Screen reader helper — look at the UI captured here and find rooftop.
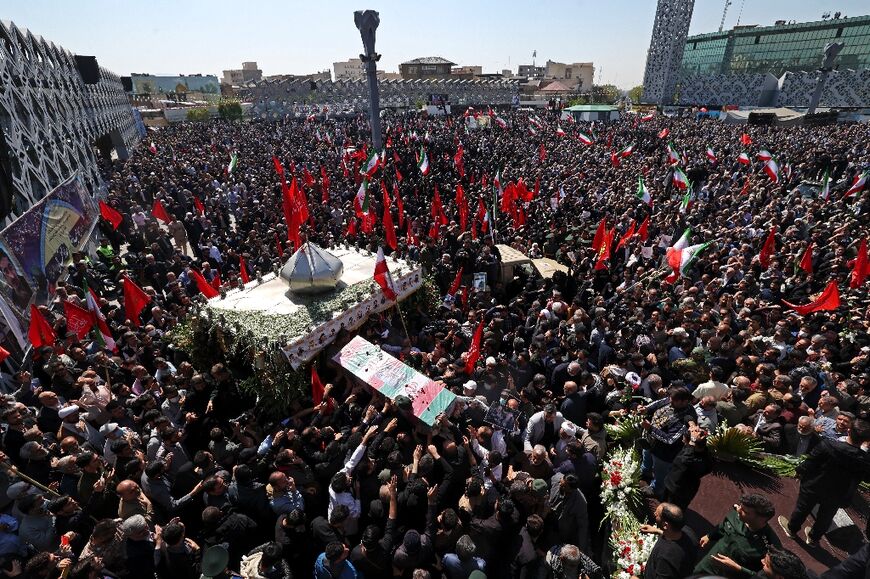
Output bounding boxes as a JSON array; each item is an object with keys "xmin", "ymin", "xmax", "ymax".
[{"xmin": 400, "ymin": 57, "xmax": 457, "ymax": 66}]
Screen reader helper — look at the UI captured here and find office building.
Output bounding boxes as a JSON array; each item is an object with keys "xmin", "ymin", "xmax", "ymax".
[{"xmin": 222, "ymin": 62, "xmax": 263, "ymax": 86}]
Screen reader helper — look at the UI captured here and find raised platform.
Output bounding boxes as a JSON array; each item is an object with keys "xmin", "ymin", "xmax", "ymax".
[{"xmin": 205, "ymin": 246, "xmax": 422, "ymax": 369}]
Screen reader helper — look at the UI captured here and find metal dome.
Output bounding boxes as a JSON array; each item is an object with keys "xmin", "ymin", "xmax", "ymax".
[{"xmin": 279, "ymin": 242, "xmax": 344, "ymax": 294}]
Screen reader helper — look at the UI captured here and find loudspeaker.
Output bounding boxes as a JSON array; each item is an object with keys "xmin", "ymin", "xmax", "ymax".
[
  {"xmin": 748, "ymin": 112, "xmax": 776, "ymax": 126},
  {"xmin": 74, "ymin": 55, "xmax": 101, "ymax": 84}
]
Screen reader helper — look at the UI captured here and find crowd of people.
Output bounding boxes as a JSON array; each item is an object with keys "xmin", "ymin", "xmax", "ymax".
[{"xmin": 0, "ymin": 107, "xmax": 869, "ymax": 579}]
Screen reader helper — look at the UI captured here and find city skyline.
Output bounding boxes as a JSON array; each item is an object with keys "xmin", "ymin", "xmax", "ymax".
[{"xmin": 4, "ymin": 0, "xmax": 868, "ymax": 89}]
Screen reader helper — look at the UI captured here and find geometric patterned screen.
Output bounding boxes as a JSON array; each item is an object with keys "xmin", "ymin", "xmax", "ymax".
[
  {"xmin": 0, "ymin": 20, "xmax": 140, "ymax": 225},
  {"xmin": 642, "ymin": 0, "xmax": 696, "ymax": 105}
]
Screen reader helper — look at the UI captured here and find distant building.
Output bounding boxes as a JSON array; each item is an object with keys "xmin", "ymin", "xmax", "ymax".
[
  {"xmin": 453, "ymin": 65, "xmax": 483, "ymax": 79},
  {"xmin": 333, "ymin": 58, "xmax": 365, "ymax": 80},
  {"xmin": 518, "ymin": 64, "xmax": 545, "ymax": 79},
  {"xmin": 263, "ymin": 71, "xmax": 332, "ymax": 83},
  {"xmin": 642, "ymin": 0, "xmax": 696, "ymax": 104},
  {"xmin": 543, "ymin": 60, "xmax": 594, "ymax": 91},
  {"xmin": 129, "ymin": 73, "xmax": 221, "ymax": 97},
  {"xmin": 222, "ymin": 62, "xmax": 263, "ymax": 86},
  {"xmin": 400, "ymin": 57, "xmax": 456, "ymax": 79}
]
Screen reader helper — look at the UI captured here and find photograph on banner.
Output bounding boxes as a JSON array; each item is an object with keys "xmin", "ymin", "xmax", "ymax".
[
  {"xmin": 0, "ymin": 174, "xmax": 97, "ymax": 300},
  {"xmin": 483, "ymin": 402, "xmax": 518, "ymax": 433},
  {"xmin": 472, "ymin": 272, "xmax": 487, "ymax": 291},
  {"xmin": 0, "ymin": 240, "xmax": 33, "ymax": 315}
]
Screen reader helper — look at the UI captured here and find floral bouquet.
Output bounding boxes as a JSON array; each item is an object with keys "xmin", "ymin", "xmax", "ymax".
[
  {"xmin": 600, "ymin": 448, "xmax": 644, "ymax": 525},
  {"xmin": 613, "ymin": 532, "xmax": 658, "ymax": 579}
]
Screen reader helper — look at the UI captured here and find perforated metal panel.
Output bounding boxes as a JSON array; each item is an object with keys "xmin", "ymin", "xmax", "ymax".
[
  {"xmin": 642, "ymin": 0, "xmax": 696, "ymax": 105},
  {"xmin": 0, "ymin": 20, "xmax": 140, "ymax": 224}
]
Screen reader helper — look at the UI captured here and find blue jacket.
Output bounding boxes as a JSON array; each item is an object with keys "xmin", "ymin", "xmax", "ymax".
[{"xmin": 313, "ymin": 553, "xmax": 359, "ymax": 579}]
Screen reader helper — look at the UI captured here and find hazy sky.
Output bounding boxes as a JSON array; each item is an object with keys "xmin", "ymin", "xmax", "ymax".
[{"xmin": 4, "ymin": 1, "xmax": 867, "ymax": 88}]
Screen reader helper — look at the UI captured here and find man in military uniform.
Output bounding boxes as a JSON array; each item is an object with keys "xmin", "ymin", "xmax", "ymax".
[{"xmin": 694, "ymin": 493, "xmax": 781, "ymax": 578}]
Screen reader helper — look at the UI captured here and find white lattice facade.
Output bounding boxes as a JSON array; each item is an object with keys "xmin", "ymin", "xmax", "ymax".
[
  {"xmin": 777, "ymin": 69, "xmax": 870, "ymax": 108},
  {"xmin": 642, "ymin": 0, "xmax": 696, "ymax": 105},
  {"xmin": 0, "ymin": 20, "xmax": 140, "ymax": 223}
]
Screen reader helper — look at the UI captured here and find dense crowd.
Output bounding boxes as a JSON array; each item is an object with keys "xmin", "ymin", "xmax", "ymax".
[{"xmin": 1, "ymin": 108, "xmax": 869, "ymax": 579}]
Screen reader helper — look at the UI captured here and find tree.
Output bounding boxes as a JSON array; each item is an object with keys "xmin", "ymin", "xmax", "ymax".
[
  {"xmin": 591, "ymin": 84, "xmax": 620, "ymax": 104},
  {"xmin": 186, "ymin": 108, "xmax": 211, "ymax": 122},
  {"xmin": 217, "ymin": 99, "xmax": 243, "ymax": 121},
  {"xmin": 628, "ymin": 85, "xmax": 643, "ymax": 103}
]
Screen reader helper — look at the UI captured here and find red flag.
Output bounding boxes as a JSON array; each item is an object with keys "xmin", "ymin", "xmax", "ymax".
[
  {"xmin": 759, "ymin": 226, "xmax": 776, "ymax": 270},
  {"xmin": 500, "ymin": 182, "xmax": 516, "ymax": 214},
  {"xmin": 320, "ymin": 166, "xmax": 330, "ymax": 203},
  {"xmin": 783, "ymin": 281, "xmax": 840, "ymax": 315},
  {"xmin": 610, "ymin": 150, "xmax": 620, "ymax": 167},
  {"xmin": 211, "ymin": 272, "xmax": 222, "ymax": 290},
  {"xmin": 637, "ymin": 215, "xmax": 650, "ymax": 242},
  {"xmin": 302, "ymin": 167, "xmax": 315, "ymax": 188},
  {"xmin": 63, "ymin": 301, "xmax": 93, "ymax": 340},
  {"xmin": 428, "ymin": 222, "xmax": 440, "ymax": 240},
  {"xmin": 291, "ymin": 176, "xmax": 310, "ymax": 224},
  {"xmin": 382, "ymin": 183, "xmax": 397, "ymax": 251},
  {"xmin": 616, "ymin": 220, "xmax": 637, "ymax": 250},
  {"xmin": 122, "ymin": 275, "xmax": 151, "ymax": 327},
  {"xmin": 191, "ymin": 269, "xmax": 220, "ymax": 299},
  {"xmin": 460, "ymin": 286, "xmax": 468, "ymax": 309},
  {"xmin": 28, "ymin": 305, "xmax": 56, "ymax": 349},
  {"xmin": 799, "ymin": 243, "xmax": 813, "ymax": 275},
  {"xmin": 456, "ymin": 185, "xmax": 468, "ymax": 232},
  {"xmin": 740, "ymin": 178, "xmax": 751, "ymax": 196},
  {"xmin": 432, "ymin": 186, "xmax": 447, "ymax": 225},
  {"xmin": 395, "ymin": 167, "xmax": 403, "ymax": 183},
  {"xmin": 345, "ymin": 218, "xmax": 358, "ymax": 237},
  {"xmin": 464, "ymin": 321, "xmax": 484, "ymax": 375},
  {"xmin": 282, "ymin": 178, "xmax": 301, "ymax": 249},
  {"xmin": 239, "ymin": 255, "xmax": 250, "ymax": 284},
  {"xmin": 539, "ymin": 143, "xmax": 546, "ymax": 162},
  {"xmin": 740, "ymin": 133, "xmax": 752, "ymax": 146},
  {"xmin": 448, "ymin": 267, "xmax": 463, "ymax": 296},
  {"xmin": 275, "ymin": 233, "xmax": 284, "ymax": 257},
  {"xmin": 658, "ymin": 128, "xmax": 669, "ymax": 139},
  {"xmin": 594, "ymin": 228, "xmax": 614, "ymax": 270},
  {"xmin": 374, "ymin": 247, "xmax": 397, "ymax": 301},
  {"xmin": 98, "ymin": 201, "xmax": 123, "ymax": 230},
  {"xmin": 193, "ymin": 196, "xmax": 205, "ymax": 215},
  {"xmin": 394, "ymin": 183, "xmax": 405, "ymax": 229},
  {"xmin": 851, "ymin": 238, "xmax": 868, "ymax": 289},
  {"xmin": 311, "ymin": 365, "xmax": 325, "ymax": 405},
  {"xmin": 592, "ymin": 218, "xmax": 607, "ymax": 252},
  {"xmin": 0, "ymin": 346, "xmax": 9, "ymax": 364},
  {"xmin": 405, "ymin": 222, "xmax": 418, "ymax": 246},
  {"xmin": 151, "ymin": 199, "xmax": 172, "ymax": 224}
]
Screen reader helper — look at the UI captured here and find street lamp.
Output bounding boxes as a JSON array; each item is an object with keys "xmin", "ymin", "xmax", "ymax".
[{"xmin": 354, "ymin": 10, "xmax": 383, "ymax": 151}]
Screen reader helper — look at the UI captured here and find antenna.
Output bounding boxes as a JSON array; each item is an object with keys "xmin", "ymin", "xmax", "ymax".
[{"xmin": 719, "ymin": 0, "xmax": 732, "ymax": 32}]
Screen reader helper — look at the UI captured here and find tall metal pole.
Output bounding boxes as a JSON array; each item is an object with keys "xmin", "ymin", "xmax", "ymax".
[
  {"xmin": 808, "ymin": 42, "xmax": 844, "ymax": 115},
  {"xmin": 354, "ymin": 10, "xmax": 383, "ymax": 151}
]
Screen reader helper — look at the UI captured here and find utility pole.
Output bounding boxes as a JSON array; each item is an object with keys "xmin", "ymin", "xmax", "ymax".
[{"xmin": 354, "ymin": 10, "xmax": 383, "ymax": 151}]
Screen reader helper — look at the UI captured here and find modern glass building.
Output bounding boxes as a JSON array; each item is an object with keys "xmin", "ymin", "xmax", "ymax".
[{"xmin": 681, "ymin": 15, "xmax": 870, "ymax": 77}]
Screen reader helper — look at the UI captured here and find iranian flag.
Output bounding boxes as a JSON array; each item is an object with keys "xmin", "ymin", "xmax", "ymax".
[
  {"xmin": 494, "ymin": 116, "xmax": 508, "ymax": 129},
  {"xmin": 618, "ymin": 143, "xmax": 635, "ymax": 158},
  {"xmin": 666, "ymin": 142, "xmax": 680, "ymax": 165},
  {"xmin": 148, "ymin": 142, "xmax": 157, "ymax": 155},
  {"xmin": 757, "ymin": 150, "xmax": 772, "ymax": 162},
  {"xmin": 763, "ymin": 158, "xmax": 780, "ymax": 183},
  {"xmin": 556, "ymin": 125, "xmax": 566, "ymax": 137},
  {"xmin": 84, "ymin": 280, "xmax": 116, "ymax": 351},
  {"xmin": 679, "ymin": 189, "xmax": 694, "ymax": 214},
  {"xmin": 705, "ymin": 148, "xmax": 717, "ymax": 163},
  {"xmin": 577, "ymin": 132, "xmax": 594, "ymax": 145},
  {"xmin": 227, "ymin": 152, "xmax": 238, "ymax": 174},
  {"xmin": 636, "ymin": 176, "xmax": 652, "ymax": 206},
  {"xmin": 738, "ymin": 152, "xmax": 751, "ymax": 165},
  {"xmin": 673, "ymin": 167, "xmax": 690, "ymax": 190},
  {"xmin": 641, "ymin": 113, "xmax": 655, "ymax": 121},
  {"xmin": 361, "ymin": 149, "xmax": 379, "ymax": 176},
  {"xmin": 820, "ymin": 169, "xmax": 831, "ymax": 202},
  {"xmin": 373, "ymin": 247, "xmax": 397, "ymax": 301},
  {"xmin": 845, "ymin": 171, "xmax": 868, "ymax": 197},
  {"xmin": 666, "ymin": 240, "xmax": 711, "ymax": 283},
  {"xmin": 417, "ymin": 147, "xmax": 430, "ymax": 175}
]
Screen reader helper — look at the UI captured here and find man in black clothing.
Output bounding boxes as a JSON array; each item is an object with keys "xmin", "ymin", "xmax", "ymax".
[
  {"xmin": 640, "ymin": 503, "xmax": 698, "ymax": 579},
  {"xmin": 559, "ymin": 380, "xmax": 589, "ymax": 427},
  {"xmin": 663, "ymin": 426, "xmax": 713, "ymax": 511},
  {"xmin": 311, "ymin": 503, "xmax": 349, "ymax": 551},
  {"xmin": 780, "ymin": 418, "xmax": 870, "ymax": 546},
  {"xmin": 350, "ymin": 476, "xmax": 398, "ymax": 577}
]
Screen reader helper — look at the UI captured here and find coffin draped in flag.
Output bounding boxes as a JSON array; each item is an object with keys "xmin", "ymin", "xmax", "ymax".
[{"xmin": 333, "ymin": 336, "xmax": 456, "ymax": 427}]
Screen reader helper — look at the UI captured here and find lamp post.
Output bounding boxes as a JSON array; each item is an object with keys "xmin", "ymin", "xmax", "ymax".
[
  {"xmin": 354, "ymin": 10, "xmax": 383, "ymax": 151},
  {"xmin": 808, "ymin": 42, "xmax": 843, "ymax": 115}
]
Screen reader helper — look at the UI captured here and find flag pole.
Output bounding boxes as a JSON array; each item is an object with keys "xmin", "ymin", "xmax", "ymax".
[
  {"xmin": 393, "ymin": 299, "xmax": 410, "ymax": 339},
  {"xmin": 0, "ymin": 460, "xmax": 60, "ymax": 497}
]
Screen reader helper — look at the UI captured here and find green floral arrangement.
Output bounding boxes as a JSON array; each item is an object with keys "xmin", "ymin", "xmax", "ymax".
[
  {"xmin": 707, "ymin": 423, "xmax": 764, "ymax": 468},
  {"xmin": 605, "ymin": 414, "xmax": 644, "ymax": 447},
  {"xmin": 759, "ymin": 453, "xmax": 805, "ymax": 478}
]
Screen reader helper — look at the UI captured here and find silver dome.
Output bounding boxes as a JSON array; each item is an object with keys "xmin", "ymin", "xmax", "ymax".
[{"xmin": 279, "ymin": 242, "xmax": 344, "ymax": 294}]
